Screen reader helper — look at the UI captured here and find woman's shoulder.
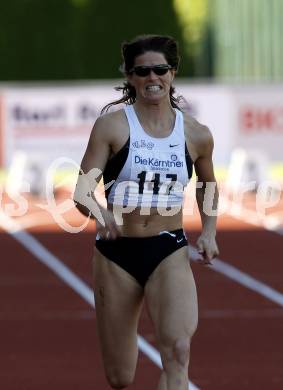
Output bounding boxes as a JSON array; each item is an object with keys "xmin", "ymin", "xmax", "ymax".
[
  {"xmin": 96, "ymin": 108, "xmax": 126, "ymax": 127},
  {"xmin": 183, "ymin": 111, "xmax": 213, "ymax": 147},
  {"xmin": 92, "ymin": 108, "xmax": 128, "ymax": 140}
]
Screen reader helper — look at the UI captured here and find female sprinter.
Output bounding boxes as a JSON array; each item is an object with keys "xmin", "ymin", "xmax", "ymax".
[{"xmin": 74, "ymin": 34, "xmax": 219, "ymax": 390}]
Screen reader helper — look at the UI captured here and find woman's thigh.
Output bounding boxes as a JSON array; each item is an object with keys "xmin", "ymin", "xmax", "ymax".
[
  {"xmin": 144, "ymin": 246, "xmax": 198, "ymax": 356},
  {"xmin": 92, "ymin": 246, "xmax": 144, "ymax": 377}
]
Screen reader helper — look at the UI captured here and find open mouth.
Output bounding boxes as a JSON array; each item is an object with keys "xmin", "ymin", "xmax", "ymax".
[{"xmin": 145, "ymin": 85, "xmax": 162, "ymax": 92}]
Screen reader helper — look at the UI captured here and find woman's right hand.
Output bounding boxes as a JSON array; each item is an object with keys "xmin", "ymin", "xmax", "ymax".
[{"xmin": 96, "ymin": 208, "xmax": 122, "ymax": 240}]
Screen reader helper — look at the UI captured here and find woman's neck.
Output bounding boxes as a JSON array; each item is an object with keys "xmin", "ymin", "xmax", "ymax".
[{"xmin": 133, "ymin": 100, "xmax": 176, "ymax": 136}]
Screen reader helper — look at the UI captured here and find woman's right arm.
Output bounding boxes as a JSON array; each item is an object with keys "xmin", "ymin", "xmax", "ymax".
[{"xmin": 73, "ymin": 115, "xmax": 121, "ymax": 239}]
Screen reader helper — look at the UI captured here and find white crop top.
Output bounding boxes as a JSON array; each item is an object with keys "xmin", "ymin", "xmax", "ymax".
[{"xmin": 103, "ymin": 105, "xmax": 193, "ymax": 208}]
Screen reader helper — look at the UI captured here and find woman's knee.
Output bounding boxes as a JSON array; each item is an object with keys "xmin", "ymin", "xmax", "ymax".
[
  {"xmin": 106, "ymin": 367, "xmax": 135, "ymax": 389},
  {"xmin": 174, "ymin": 338, "xmax": 191, "ymax": 366},
  {"xmin": 161, "ymin": 337, "xmax": 192, "ymax": 371}
]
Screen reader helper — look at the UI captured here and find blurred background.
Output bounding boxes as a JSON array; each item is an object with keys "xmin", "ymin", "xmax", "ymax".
[
  {"xmin": 0, "ymin": 0, "xmax": 282, "ymax": 183},
  {"xmin": 0, "ymin": 1, "xmax": 282, "ymax": 390},
  {"xmin": 1, "ymin": 0, "xmax": 283, "ymax": 81},
  {"xmin": 1, "ymin": 0, "xmax": 283, "ymax": 80}
]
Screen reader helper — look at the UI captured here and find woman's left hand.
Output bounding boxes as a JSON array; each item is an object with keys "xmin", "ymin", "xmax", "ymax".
[{"xmin": 196, "ymin": 234, "xmax": 219, "ymax": 265}]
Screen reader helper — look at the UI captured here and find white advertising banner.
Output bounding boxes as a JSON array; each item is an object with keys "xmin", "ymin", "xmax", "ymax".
[
  {"xmin": 0, "ymin": 84, "xmax": 121, "ymax": 169},
  {"xmin": 233, "ymin": 85, "xmax": 283, "ymax": 157},
  {"xmin": 0, "ymin": 82, "xmax": 282, "ymax": 169},
  {"xmin": 176, "ymin": 84, "xmax": 235, "ymax": 165}
]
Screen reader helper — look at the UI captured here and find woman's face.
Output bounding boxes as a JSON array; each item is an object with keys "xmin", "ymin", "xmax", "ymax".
[{"xmin": 127, "ymin": 51, "xmax": 175, "ymax": 104}]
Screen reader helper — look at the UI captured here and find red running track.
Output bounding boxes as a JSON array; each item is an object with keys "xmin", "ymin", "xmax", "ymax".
[{"xmin": 1, "ymin": 193, "xmax": 283, "ymax": 389}]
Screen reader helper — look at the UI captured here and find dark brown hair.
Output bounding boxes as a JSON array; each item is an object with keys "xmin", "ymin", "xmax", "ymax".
[{"xmin": 101, "ymin": 34, "xmax": 182, "ymax": 114}]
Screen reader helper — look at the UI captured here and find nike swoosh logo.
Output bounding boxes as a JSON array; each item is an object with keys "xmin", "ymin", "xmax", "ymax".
[
  {"xmin": 169, "ymin": 144, "xmax": 179, "ymax": 147},
  {"xmin": 177, "ymin": 237, "xmax": 184, "ymax": 243}
]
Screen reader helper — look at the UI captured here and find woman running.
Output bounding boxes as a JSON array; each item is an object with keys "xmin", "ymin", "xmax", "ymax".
[{"xmin": 74, "ymin": 34, "xmax": 219, "ymax": 390}]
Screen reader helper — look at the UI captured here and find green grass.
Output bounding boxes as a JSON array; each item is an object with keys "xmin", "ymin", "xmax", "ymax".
[
  {"xmin": 1, "ymin": 163, "xmax": 282, "ymax": 189},
  {"xmin": 270, "ymin": 163, "xmax": 283, "ymax": 180},
  {"xmin": 214, "ymin": 164, "xmax": 283, "ymax": 182},
  {"xmin": 0, "ymin": 169, "xmax": 7, "ymax": 185}
]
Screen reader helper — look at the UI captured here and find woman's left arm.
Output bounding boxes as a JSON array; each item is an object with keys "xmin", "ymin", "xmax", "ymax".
[{"xmin": 194, "ymin": 125, "xmax": 219, "ymax": 265}]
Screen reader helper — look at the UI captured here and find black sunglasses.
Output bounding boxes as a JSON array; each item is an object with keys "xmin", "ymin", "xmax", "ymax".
[{"xmin": 129, "ymin": 64, "xmax": 174, "ymax": 77}]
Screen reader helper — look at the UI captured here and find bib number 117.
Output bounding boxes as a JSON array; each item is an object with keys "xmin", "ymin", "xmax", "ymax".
[{"xmin": 137, "ymin": 171, "xmax": 177, "ymax": 195}]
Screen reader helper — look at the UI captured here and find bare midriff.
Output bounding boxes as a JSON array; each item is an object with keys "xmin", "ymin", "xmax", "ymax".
[{"xmin": 108, "ymin": 203, "xmax": 183, "ymax": 237}]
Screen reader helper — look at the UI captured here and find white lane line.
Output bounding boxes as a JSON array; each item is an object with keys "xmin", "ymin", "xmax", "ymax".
[
  {"xmin": 222, "ymin": 198, "xmax": 283, "ymax": 235},
  {"xmin": 0, "ymin": 213, "xmax": 95, "ymax": 306},
  {"xmin": 190, "ymin": 247, "xmax": 283, "ymax": 307},
  {"xmin": 0, "ymin": 212, "xmax": 199, "ymax": 390}
]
